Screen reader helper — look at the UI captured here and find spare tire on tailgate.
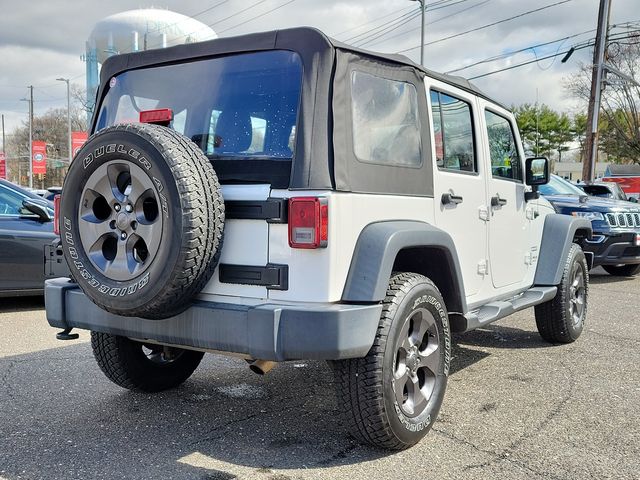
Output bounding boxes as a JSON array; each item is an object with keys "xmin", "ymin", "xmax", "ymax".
[{"xmin": 59, "ymin": 123, "xmax": 224, "ymax": 319}]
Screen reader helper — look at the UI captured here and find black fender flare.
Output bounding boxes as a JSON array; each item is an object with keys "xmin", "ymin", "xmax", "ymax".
[
  {"xmin": 341, "ymin": 220, "xmax": 467, "ymax": 314},
  {"xmin": 534, "ymin": 214, "xmax": 592, "ymax": 286}
]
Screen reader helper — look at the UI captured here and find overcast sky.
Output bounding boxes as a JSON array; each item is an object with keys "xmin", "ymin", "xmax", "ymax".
[{"xmin": 0, "ymin": 0, "xmax": 637, "ymax": 137}]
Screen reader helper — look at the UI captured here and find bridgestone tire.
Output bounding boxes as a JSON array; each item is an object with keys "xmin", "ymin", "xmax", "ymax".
[
  {"xmin": 91, "ymin": 332, "xmax": 204, "ymax": 392},
  {"xmin": 332, "ymin": 272, "xmax": 451, "ymax": 450},
  {"xmin": 535, "ymin": 243, "xmax": 588, "ymax": 344},
  {"xmin": 60, "ymin": 123, "xmax": 224, "ymax": 319},
  {"xmin": 602, "ymin": 263, "xmax": 640, "ymax": 277}
]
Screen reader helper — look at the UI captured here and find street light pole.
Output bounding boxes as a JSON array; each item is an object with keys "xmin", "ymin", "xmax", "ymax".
[
  {"xmin": 57, "ymin": 78, "xmax": 72, "ymax": 163},
  {"xmin": 411, "ymin": 0, "xmax": 426, "ymax": 65}
]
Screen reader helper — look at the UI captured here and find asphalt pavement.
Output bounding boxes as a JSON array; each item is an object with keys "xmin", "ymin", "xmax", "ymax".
[{"xmin": 0, "ymin": 268, "xmax": 638, "ymax": 480}]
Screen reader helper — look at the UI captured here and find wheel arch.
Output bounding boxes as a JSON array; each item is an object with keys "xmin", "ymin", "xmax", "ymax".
[
  {"xmin": 534, "ymin": 214, "xmax": 592, "ymax": 286},
  {"xmin": 341, "ymin": 221, "xmax": 467, "ymax": 314}
]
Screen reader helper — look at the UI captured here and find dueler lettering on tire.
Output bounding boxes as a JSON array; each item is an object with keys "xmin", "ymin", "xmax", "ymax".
[
  {"xmin": 59, "ymin": 123, "xmax": 225, "ymax": 319},
  {"xmin": 332, "ymin": 272, "xmax": 450, "ymax": 450}
]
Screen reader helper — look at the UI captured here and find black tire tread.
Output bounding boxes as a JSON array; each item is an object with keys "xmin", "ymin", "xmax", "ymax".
[
  {"xmin": 74, "ymin": 123, "xmax": 224, "ymax": 319},
  {"xmin": 535, "ymin": 243, "xmax": 588, "ymax": 344},
  {"xmin": 332, "ymin": 272, "xmax": 440, "ymax": 450},
  {"xmin": 91, "ymin": 331, "xmax": 204, "ymax": 392}
]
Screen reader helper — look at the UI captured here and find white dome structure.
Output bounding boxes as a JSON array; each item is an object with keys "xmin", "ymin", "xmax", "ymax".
[
  {"xmin": 85, "ymin": 9, "xmax": 217, "ymax": 118},
  {"xmin": 88, "ymin": 9, "xmax": 217, "ymax": 63}
]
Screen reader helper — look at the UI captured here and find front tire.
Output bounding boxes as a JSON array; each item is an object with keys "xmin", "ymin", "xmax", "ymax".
[
  {"xmin": 535, "ymin": 243, "xmax": 588, "ymax": 344},
  {"xmin": 602, "ymin": 263, "xmax": 640, "ymax": 277},
  {"xmin": 91, "ymin": 332, "xmax": 204, "ymax": 392},
  {"xmin": 332, "ymin": 273, "xmax": 451, "ymax": 450}
]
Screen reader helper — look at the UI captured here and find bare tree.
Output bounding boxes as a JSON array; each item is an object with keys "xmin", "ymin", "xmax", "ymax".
[{"xmin": 565, "ymin": 34, "xmax": 640, "ymax": 164}]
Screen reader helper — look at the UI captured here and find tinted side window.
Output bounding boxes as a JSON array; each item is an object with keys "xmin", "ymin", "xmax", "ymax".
[
  {"xmin": 430, "ymin": 90, "xmax": 476, "ymax": 173},
  {"xmin": 0, "ymin": 185, "xmax": 26, "ymax": 216},
  {"xmin": 351, "ymin": 71, "xmax": 422, "ymax": 167},
  {"xmin": 485, "ymin": 110, "xmax": 523, "ymax": 182}
]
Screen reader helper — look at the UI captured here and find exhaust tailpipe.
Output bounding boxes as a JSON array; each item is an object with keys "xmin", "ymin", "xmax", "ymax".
[{"xmin": 249, "ymin": 359, "xmax": 277, "ymax": 375}]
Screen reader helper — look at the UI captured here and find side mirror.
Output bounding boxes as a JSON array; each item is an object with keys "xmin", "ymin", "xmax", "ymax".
[
  {"xmin": 525, "ymin": 157, "xmax": 550, "ymax": 186},
  {"xmin": 22, "ymin": 198, "xmax": 52, "ymax": 221},
  {"xmin": 629, "ymin": 197, "xmax": 638, "ymax": 203}
]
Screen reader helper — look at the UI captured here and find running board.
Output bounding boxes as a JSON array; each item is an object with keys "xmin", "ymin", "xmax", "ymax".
[{"xmin": 450, "ymin": 286, "xmax": 557, "ymax": 333}]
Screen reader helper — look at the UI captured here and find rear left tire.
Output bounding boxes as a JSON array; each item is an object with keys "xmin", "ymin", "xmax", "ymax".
[{"xmin": 91, "ymin": 332, "xmax": 204, "ymax": 392}]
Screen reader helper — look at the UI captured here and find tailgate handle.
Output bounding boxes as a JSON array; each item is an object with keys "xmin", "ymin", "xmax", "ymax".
[{"xmin": 224, "ymin": 198, "xmax": 288, "ymax": 223}]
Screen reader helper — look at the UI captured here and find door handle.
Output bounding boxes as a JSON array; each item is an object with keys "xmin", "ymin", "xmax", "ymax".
[
  {"xmin": 491, "ymin": 194, "xmax": 508, "ymax": 207},
  {"xmin": 441, "ymin": 193, "xmax": 464, "ymax": 205}
]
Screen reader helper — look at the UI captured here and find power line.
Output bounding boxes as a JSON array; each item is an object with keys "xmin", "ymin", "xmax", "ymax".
[
  {"xmin": 344, "ymin": 9, "xmax": 420, "ymax": 44},
  {"xmin": 351, "ymin": 10, "xmax": 422, "ymax": 46},
  {"xmin": 341, "ymin": 0, "xmax": 459, "ymax": 44},
  {"xmin": 218, "ymin": 0, "xmax": 299, "ymax": 34},
  {"xmin": 466, "ymin": 28, "xmax": 640, "ymax": 79},
  {"xmin": 330, "ymin": 4, "xmax": 416, "ymax": 38},
  {"xmin": 446, "ymin": 29, "xmax": 594, "ymax": 73},
  {"xmin": 397, "ymin": 0, "xmax": 574, "ymax": 53},
  {"xmin": 363, "ymin": 0, "xmax": 492, "ymax": 48}
]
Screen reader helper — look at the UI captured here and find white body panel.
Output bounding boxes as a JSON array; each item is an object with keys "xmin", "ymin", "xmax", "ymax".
[
  {"xmin": 198, "ymin": 74, "xmax": 555, "ymax": 314},
  {"xmin": 201, "ymin": 184, "xmax": 270, "ymax": 299},
  {"xmin": 426, "ymin": 78, "xmax": 489, "ymax": 298}
]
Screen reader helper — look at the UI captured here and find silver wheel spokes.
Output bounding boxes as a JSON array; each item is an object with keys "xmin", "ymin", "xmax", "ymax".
[
  {"xmin": 393, "ymin": 308, "xmax": 440, "ymax": 418},
  {"xmin": 78, "ymin": 161, "xmax": 163, "ymax": 282},
  {"xmin": 569, "ymin": 265, "xmax": 586, "ymax": 326}
]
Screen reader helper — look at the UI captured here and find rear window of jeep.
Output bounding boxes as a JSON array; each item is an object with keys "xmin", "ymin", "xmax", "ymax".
[{"xmin": 95, "ymin": 50, "xmax": 303, "ymax": 184}]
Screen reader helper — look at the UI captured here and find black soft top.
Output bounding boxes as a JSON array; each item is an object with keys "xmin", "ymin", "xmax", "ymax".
[
  {"xmin": 98, "ymin": 26, "xmax": 495, "ymax": 107},
  {"xmin": 95, "ymin": 27, "xmax": 499, "ymax": 193}
]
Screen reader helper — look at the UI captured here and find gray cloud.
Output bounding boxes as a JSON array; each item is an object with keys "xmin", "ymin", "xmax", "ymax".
[{"xmin": 0, "ymin": 0, "xmax": 636, "ymax": 134}]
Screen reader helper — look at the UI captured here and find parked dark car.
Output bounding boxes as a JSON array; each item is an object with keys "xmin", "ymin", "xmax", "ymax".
[
  {"xmin": 0, "ymin": 179, "xmax": 58, "ymax": 296},
  {"xmin": 540, "ymin": 175, "xmax": 640, "ymax": 276},
  {"xmin": 577, "ymin": 181, "xmax": 638, "ymax": 203}
]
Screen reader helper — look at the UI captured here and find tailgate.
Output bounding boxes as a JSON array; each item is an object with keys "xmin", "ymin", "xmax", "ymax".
[{"xmin": 201, "ymin": 184, "xmax": 282, "ymax": 300}]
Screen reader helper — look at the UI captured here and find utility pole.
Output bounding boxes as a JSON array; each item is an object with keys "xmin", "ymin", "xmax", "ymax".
[
  {"xmin": 411, "ymin": 0, "xmax": 426, "ymax": 65},
  {"xmin": 1, "ymin": 114, "xmax": 5, "ymax": 153},
  {"xmin": 57, "ymin": 78, "xmax": 72, "ymax": 163},
  {"xmin": 582, "ymin": 0, "xmax": 612, "ymax": 182}
]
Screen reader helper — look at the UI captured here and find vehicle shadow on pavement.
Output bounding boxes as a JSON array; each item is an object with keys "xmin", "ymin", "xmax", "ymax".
[
  {"xmin": 454, "ymin": 323, "xmax": 554, "ymax": 350},
  {"xmin": 0, "ymin": 296, "xmax": 45, "ymax": 313},
  {"xmin": 588, "ymin": 273, "xmax": 637, "ymax": 285}
]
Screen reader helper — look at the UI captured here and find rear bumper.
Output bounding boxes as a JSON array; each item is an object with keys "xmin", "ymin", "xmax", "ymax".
[{"xmin": 45, "ymin": 278, "xmax": 382, "ymax": 361}]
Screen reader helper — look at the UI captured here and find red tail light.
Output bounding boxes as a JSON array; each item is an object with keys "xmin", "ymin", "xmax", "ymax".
[
  {"xmin": 53, "ymin": 194, "xmax": 61, "ymax": 236},
  {"xmin": 288, "ymin": 197, "xmax": 328, "ymax": 249},
  {"xmin": 139, "ymin": 108, "xmax": 173, "ymax": 126}
]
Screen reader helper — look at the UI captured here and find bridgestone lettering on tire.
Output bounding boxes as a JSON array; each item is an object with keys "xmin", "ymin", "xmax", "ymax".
[
  {"xmin": 332, "ymin": 272, "xmax": 450, "ymax": 450},
  {"xmin": 60, "ymin": 123, "xmax": 224, "ymax": 319},
  {"xmin": 535, "ymin": 243, "xmax": 588, "ymax": 344}
]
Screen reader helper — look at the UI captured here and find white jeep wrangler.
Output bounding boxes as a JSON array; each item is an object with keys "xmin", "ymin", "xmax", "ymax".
[{"xmin": 46, "ymin": 27, "xmax": 592, "ymax": 450}]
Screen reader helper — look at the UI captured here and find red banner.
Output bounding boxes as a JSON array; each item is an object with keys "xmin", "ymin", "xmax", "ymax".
[
  {"xmin": 0, "ymin": 152, "xmax": 6, "ymax": 179},
  {"xmin": 71, "ymin": 131, "xmax": 88, "ymax": 159},
  {"xmin": 32, "ymin": 141, "xmax": 47, "ymax": 175}
]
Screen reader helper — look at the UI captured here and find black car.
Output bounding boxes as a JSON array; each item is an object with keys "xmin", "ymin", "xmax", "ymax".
[
  {"xmin": 0, "ymin": 179, "xmax": 58, "ymax": 296},
  {"xmin": 540, "ymin": 175, "xmax": 640, "ymax": 276}
]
